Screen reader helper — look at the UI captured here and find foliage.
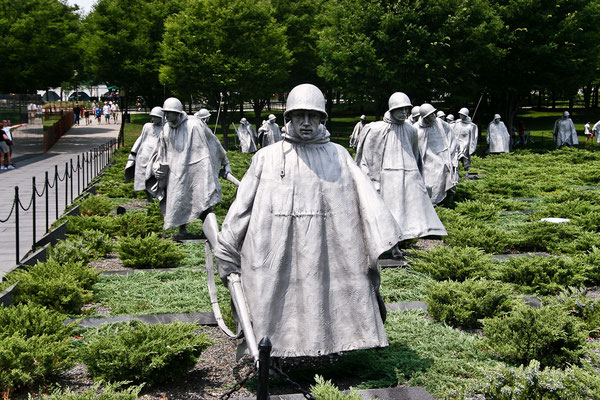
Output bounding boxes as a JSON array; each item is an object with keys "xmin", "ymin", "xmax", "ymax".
[
  {"xmin": 379, "ymin": 268, "xmax": 432, "ymax": 303},
  {"xmin": 491, "ymin": 255, "xmax": 587, "ymax": 295},
  {"xmin": 408, "ymin": 246, "xmax": 493, "ymax": 281},
  {"xmin": 468, "ymin": 360, "xmax": 600, "ymax": 400},
  {"xmin": 425, "ymin": 279, "xmax": 516, "ymax": 329},
  {"xmin": 454, "ymin": 200, "xmax": 501, "ymax": 221},
  {"xmin": 580, "ymin": 247, "xmax": 600, "ymax": 285},
  {"xmin": 78, "ymin": 320, "xmax": 213, "ymax": 385},
  {"xmin": 0, "ymin": 304, "xmax": 74, "ymax": 393},
  {"xmin": 80, "ymin": 195, "xmax": 113, "ymax": 216},
  {"xmin": 482, "ymin": 302, "xmax": 588, "ymax": 368},
  {"xmin": 113, "ymin": 210, "xmax": 163, "ymax": 238},
  {"xmin": 0, "ymin": 0, "xmax": 80, "ymax": 92},
  {"xmin": 550, "ymin": 287, "xmax": 600, "ymax": 338},
  {"xmin": 116, "ymin": 233, "xmax": 184, "ymax": 269},
  {"xmin": 28, "ymin": 382, "xmax": 144, "ymax": 400},
  {"xmin": 9, "ymin": 259, "xmax": 98, "ymax": 314},
  {"xmin": 513, "ymin": 222, "xmax": 582, "ymax": 254},
  {"xmin": 443, "ymin": 223, "xmax": 512, "ymax": 254},
  {"xmin": 66, "ymin": 215, "xmax": 117, "ymax": 236},
  {"xmin": 310, "ymin": 375, "xmax": 361, "ymax": 400},
  {"xmin": 47, "ymin": 230, "xmax": 113, "ymax": 264}
]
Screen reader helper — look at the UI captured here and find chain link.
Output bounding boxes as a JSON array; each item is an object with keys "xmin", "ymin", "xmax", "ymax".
[
  {"xmin": 272, "ymin": 366, "xmax": 316, "ymax": 400},
  {"xmin": 35, "ymin": 182, "xmax": 47, "ymax": 197},
  {"xmin": 219, "ymin": 366, "xmax": 258, "ymax": 400},
  {"xmin": 18, "ymin": 192, "xmax": 34, "ymax": 211},
  {"xmin": 0, "ymin": 199, "xmax": 16, "ymax": 223},
  {"xmin": 57, "ymin": 169, "xmax": 68, "ymax": 182},
  {"xmin": 47, "ymin": 174, "xmax": 57, "ymax": 189}
]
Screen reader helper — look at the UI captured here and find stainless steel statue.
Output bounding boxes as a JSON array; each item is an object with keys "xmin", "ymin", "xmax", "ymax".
[
  {"xmin": 355, "ymin": 92, "xmax": 447, "ymax": 240},
  {"xmin": 451, "ymin": 107, "xmax": 478, "ymax": 170},
  {"xmin": 553, "ymin": 111, "xmax": 578, "ymax": 148},
  {"xmin": 487, "ymin": 114, "xmax": 510, "ymax": 153},
  {"xmin": 257, "ymin": 114, "xmax": 282, "ymax": 147},
  {"xmin": 349, "ymin": 114, "xmax": 367, "ymax": 148},
  {"xmin": 147, "ymin": 97, "xmax": 234, "ymax": 244},
  {"xmin": 408, "ymin": 106, "xmax": 420, "ymax": 125},
  {"xmin": 194, "ymin": 108, "xmax": 211, "ymax": 124},
  {"xmin": 216, "ymin": 84, "xmax": 401, "ymax": 358},
  {"xmin": 236, "ymin": 118, "xmax": 258, "ymax": 153},
  {"xmin": 416, "ymin": 103, "xmax": 458, "ymax": 205},
  {"xmin": 125, "ymin": 107, "xmax": 164, "ymax": 195}
]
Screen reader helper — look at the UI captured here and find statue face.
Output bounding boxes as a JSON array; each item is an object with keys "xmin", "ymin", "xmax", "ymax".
[
  {"xmin": 391, "ymin": 106, "xmax": 411, "ymax": 121},
  {"xmin": 423, "ymin": 113, "xmax": 437, "ymax": 126},
  {"xmin": 460, "ymin": 114, "xmax": 468, "ymax": 122},
  {"xmin": 165, "ymin": 111, "xmax": 180, "ymax": 123},
  {"xmin": 494, "ymin": 118, "xmax": 500, "ymax": 123},
  {"xmin": 290, "ymin": 110, "xmax": 321, "ymax": 140},
  {"xmin": 151, "ymin": 116, "xmax": 162, "ymax": 125}
]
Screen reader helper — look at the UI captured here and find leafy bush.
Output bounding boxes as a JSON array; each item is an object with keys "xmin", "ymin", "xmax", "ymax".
[
  {"xmin": 47, "ymin": 230, "xmax": 113, "ymax": 264},
  {"xmin": 0, "ymin": 304, "xmax": 74, "ymax": 393},
  {"xmin": 491, "ymin": 255, "xmax": 586, "ymax": 295},
  {"xmin": 482, "ymin": 302, "xmax": 588, "ymax": 367},
  {"xmin": 513, "ymin": 222, "xmax": 581, "ymax": 254},
  {"xmin": 443, "ymin": 224, "xmax": 513, "ymax": 254},
  {"xmin": 574, "ymin": 211, "xmax": 600, "ymax": 232},
  {"xmin": 408, "ymin": 246, "xmax": 493, "ymax": 281},
  {"xmin": 579, "ymin": 247, "xmax": 600, "ymax": 285},
  {"xmin": 10, "ymin": 259, "xmax": 98, "ymax": 314},
  {"xmin": 66, "ymin": 215, "xmax": 117, "ymax": 236},
  {"xmin": 78, "ymin": 320, "xmax": 213, "ymax": 385},
  {"xmin": 532, "ymin": 200, "xmax": 598, "ymax": 220},
  {"xmin": 116, "ymin": 233, "xmax": 184, "ymax": 269},
  {"xmin": 550, "ymin": 287, "xmax": 600, "ymax": 338},
  {"xmin": 454, "ymin": 200, "xmax": 501, "ymax": 221},
  {"xmin": 310, "ymin": 375, "xmax": 361, "ymax": 400},
  {"xmin": 28, "ymin": 382, "xmax": 144, "ymax": 399},
  {"xmin": 113, "ymin": 210, "xmax": 163, "ymax": 237},
  {"xmin": 80, "ymin": 195, "xmax": 113, "ymax": 216},
  {"xmin": 469, "ymin": 360, "xmax": 600, "ymax": 400},
  {"xmin": 425, "ymin": 278, "xmax": 515, "ymax": 329}
]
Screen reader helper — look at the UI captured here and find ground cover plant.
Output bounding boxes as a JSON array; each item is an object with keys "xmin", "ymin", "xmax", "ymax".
[{"xmin": 116, "ymin": 233, "xmax": 184, "ymax": 268}]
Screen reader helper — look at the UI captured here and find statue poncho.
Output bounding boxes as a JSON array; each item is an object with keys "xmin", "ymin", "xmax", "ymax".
[
  {"xmin": 416, "ymin": 118, "xmax": 457, "ymax": 205},
  {"xmin": 147, "ymin": 113, "xmax": 228, "ymax": 229},
  {"xmin": 258, "ymin": 121, "xmax": 282, "ymax": 147},
  {"xmin": 487, "ymin": 120, "xmax": 510, "ymax": 153},
  {"xmin": 125, "ymin": 121, "xmax": 162, "ymax": 191},
  {"xmin": 237, "ymin": 122, "xmax": 257, "ymax": 153},
  {"xmin": 554, "ymin": 117, "xmax": 578, "ymax": 148},
  {"xmin": 355, "ymin": 112, "xmax": 447, "ymax": 239},
  {"xmin": 349, "ymin": 120, "xmax": 366, "ymax": 148},
  {"xmin": 216, "ymin": 123, "xmax": 401, "ymax": 358},
  {"xmin": 452, "ymin": 119, "xmax": 478, "ymax": 168}
]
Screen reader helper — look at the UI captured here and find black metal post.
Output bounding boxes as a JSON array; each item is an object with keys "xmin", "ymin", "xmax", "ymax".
[
  {"xmin": 77, "ymin": 155, "xmax": 81, "ymax": 195},
  {"xmin": 65, "ymin": 162, "xmax": 68, "ymax": 209},
  {"xmin": 54, "ymin": 165, "xmax": 59, "ymax": 219},
  {"xmin": 32, "ymin": 177, "xmax": 36, "ymax": 246},
  {"xmin": 14, "ymin": 187, "xmax": 19, "ymax": 264},
  {"xmin": 70, "ymin": 159, "xmax": 73, "ymax": 202},
  {"xmin": 45, "ymin": 171, "xmax": 49, "ymax": 232},
  {"xmin": 257, "ymin": 337, "xmax": 272, "ymax": 400}
]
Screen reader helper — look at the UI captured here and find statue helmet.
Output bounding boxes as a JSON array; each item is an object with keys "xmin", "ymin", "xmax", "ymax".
[
  {"xmin": 284, "ymin": 84, "xmax": 327, "ymax": 120},
  {"xmin": 387, "ymin": 92, "xmax": 412, "ymax": 112},
  {"xmin": 563, "ymin": 111, "xmax": 570, "ymax": 117},
  {"xmin": 436, "ymin": 110, "xmax": 446, "ymax": 118},
  {"xmin": 411, "ymin": 106, "xmax": 420, "ymax": 118},
  {"xmin": 446, "ymin": 114, "xmax": 455, "ymax": 122},
  {"xmin": 419, "ymin": 103, "xmax": 436, "ymax": 119},
  {"xmin": 360, "ymin": 114, "xmax": 366, "ymax": 120},
  {"xmin": 268, "ymin": 114, "xmax": 277, "ymax": 122},
  {"xmin": 162, "ymin": 97, "xmax": 183, "ymax": 113},
  {"xmin": 150, "ymin": 106, "xmax": 163, "ymax": 118},
  {"xmin": 240, "ymin": 117, "xmax": 248, "ymax": 124},
  {"xmin": 458, "ymin": 107, "xmax": 469, "ymax": 117},
  {"xmin": 494, "ymin": 114, "xmax": 501, "ymax": 120},
  {"xmin": 195, "ymin": 108, "xmax": 211, "ymax": 119}
]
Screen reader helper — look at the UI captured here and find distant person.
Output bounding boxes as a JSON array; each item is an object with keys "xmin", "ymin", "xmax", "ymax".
[
  {"xmin": 111, "ymin": 102, "xmax": 119, "ymax": 123},
  {"xmin": 36, "ymin": 104, "xmax": 43, "ymax": 122},
  {"xmin": 84, "ymin": 107, "xmax": 91, "ymax": 125},
  {"xmin": 553, "ymin": 111, "xmax": 578, "ymax": 148},
  {"xmin": 95, "ymin": 106, "xmax": 102, "ymax": 124},
  {"xmin": 73, "ymin": 104, "xmax": 81, "ymax": 126},
  {"xmin": 517, "ymin": 121, "xmax": 525, "ymax": 145},
  {"xmin": 349, "ymin": 115, "xmax": 367, "ymax": 148},
  {"xmin": 0, "ymin": 121, "xmax": 25, "ymax": 170},
  {"xmin": 584, "ymin": 121, "xmax": 592, "ymax": 144},
  {"xmin": 102, "ymin": 102, "xmax": 111, "ymax": 124}
]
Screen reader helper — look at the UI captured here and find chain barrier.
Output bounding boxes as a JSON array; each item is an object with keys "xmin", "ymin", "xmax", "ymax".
[
  {"xmin": 34, "ymin": 182, "xmax": 47, "ymax": 197},
  {"xmin": 0, "ymin": 199, "xmax": 16, "ymax": 223},
  {"xmin": 47, "ymin": 173, "xmax": 57, "ymax": 189},
  {"xmin": 17, "ymin": 192, "xmax": 34, "ymax": 212},
  {"xmin": 57, "ymin": 169, "xmax": 68, "ymax": 182},
  {"xmin": 271, "ymin": 366, "xmax": 316, "ymax": 400},
  {"xmin": 219, "ymin": 366, "xmax": 258, "ymax": 400}
]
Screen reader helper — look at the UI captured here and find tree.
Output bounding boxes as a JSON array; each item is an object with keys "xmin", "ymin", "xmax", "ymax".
[
  {"xmin": 0, "ymin": 0, "xmax": 80, "ymax": 93},
  {"xmin": 81, "ymin": 0, "xmax": 184, "ymax": 107},
  {"xmin": 160, "ymin": 0, "xmax": 291, "ymax": 148}
]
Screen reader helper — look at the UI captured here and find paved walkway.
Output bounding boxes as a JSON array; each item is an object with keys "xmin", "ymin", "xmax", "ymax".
[{"xmin": 0, "ymin": 120, "xmax": 121, "ymax": 278}]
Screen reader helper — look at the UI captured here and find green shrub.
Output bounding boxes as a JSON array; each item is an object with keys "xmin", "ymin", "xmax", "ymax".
[
  {"xmin": 491, "ymin": 255, "xmax": 586, "ymax": 295},
  {"xmin": 513, "ymin": 222, "xmax": 581, "ymax": 254},
  {"xmin": 454, "ymin": 200, "xmax": 501, "ymax": 221},
  {"xmin": 0, "ymin": 304, "xmax": 74, "ymax": 393},
  {"xmin": 574, "ymin": 211, "xmax": 600, "ymax": 232},
  {"xmin": 113, "ymin": 210, "xmax": 163, "ymax": 237},
  {"xmin": 10, "ymin": 259, "xmax": 98, "ymax": 314},
  {"xmin": 469, "ymin": 360, "xmax": 600, "ymax": 400},
  {"xmin": 444, "ymin": 224, "xmax": 512, "ymax": 254},
  {"xmin": 425, "ymin": 278, "xmax": 515, "ymax": 329},
  {"xmin": 310, "ymin": 375, "xmax": 361, "ymax": 400},
  {"xmin": 116, "ymin": 233, "xmax": 184, "ymax": 269},
  {"xmin": 482, "ymin": 302, "xmax": 588, "ymax": 368},
  {"xmin": 579, "ymin": 247, "xmax": 600, "ymax": 285},
  {"xmin": 532, "ymin": 200, "xmax": 598, "ymax": 220},
  {"xmin": 408, "ymin": 246, "xmax": 493, "ymax": 281},
  {"xmin": 545, "ymin": 189, "xmax": 599, "ymax": 205},
  {"xmin": 66, "ymin": 215, "xmax": 117, "ymax": 236},
  {"xmin": 557, "ymin": 230, "xmax": 600, "ymax": 255},
  {"xmin": 80, "ymin": 195, "xmax": 113, "ymax": 216},
  {"xmin": 47, "ymin": 230, "xmax": 113, "ymax": 264},
  {"xmin": 78, "ymin": 320, "xmax": 213, "ymax": 385},
  {"xmin": 550, "ymin": 287, "xmax": 600, "ymax": 338},
  {"xmin": 28, "ymin": 382, "xmax": 144, "ymax": 399}
]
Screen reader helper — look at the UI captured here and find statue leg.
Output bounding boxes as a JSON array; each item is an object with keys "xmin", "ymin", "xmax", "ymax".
[
  {"xmin": 202, "ymin": 212, "xmax": 219, "ymax": 248},
  {"xmin": 178, "ymin": 224, "xmax": 188, "ymax": 236}
]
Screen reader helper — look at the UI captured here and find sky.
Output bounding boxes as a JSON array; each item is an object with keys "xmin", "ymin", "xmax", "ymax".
[{"xmin": 68, "ymin": 0, "xmax": 96, "ymax": 15}]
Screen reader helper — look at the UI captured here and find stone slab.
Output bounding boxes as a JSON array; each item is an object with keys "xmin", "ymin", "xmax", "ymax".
[
  {"xmin": 64, "ymin": 204, "xmax": 80, "ymax": 217},
  {"xmin": 20, "ymin": 243, "xmax": 49, "ymax": 267},
  {"xmin": 34, "ymin": 221, "xmax": 67, "ymax": 249},
  {"xmin": 0, "ymin": 283, "xmax": 18, "ymax": 306},
  {"xmin": 101, "ymin": 266, "xmax": 204, "ymax": 276},
  {"xmin": 67, "ymin": 311, "xmax": 217, "ymax": 328},
  {"xmin": 236, "ymin": 387, "xmax": 434, "ymax": 400},
  {"xmin": 386, "ymin": 302, "xmax": 428, "ymax": 312},
  {"xmin": 378, "ymin": 259, "xmax": 409, "ymax": 268}
]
